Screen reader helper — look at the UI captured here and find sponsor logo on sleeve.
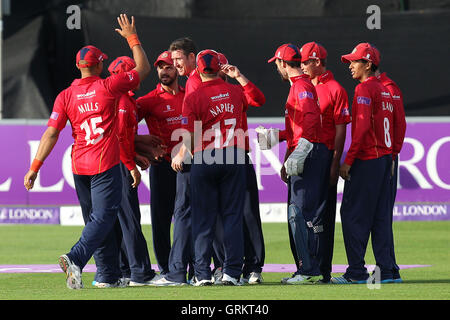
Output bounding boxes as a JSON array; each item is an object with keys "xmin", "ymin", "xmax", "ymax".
[
  {"xmin": 50, "ymin": 112, "xmax": 59, "ymax": 120},
  {"xmin": 357, "ymin": 96, "xmax": 371, "ymax": 105},
  {"xmin": 341, "ymin": 108, "xmax": 350, "ymax": 116},
  {"xmin": 298, "ymin": 91, "xmax": 314, "ymax": 100}
]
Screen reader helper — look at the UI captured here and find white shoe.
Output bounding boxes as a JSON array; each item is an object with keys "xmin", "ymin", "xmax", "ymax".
[
  {"xmin": 213, "ymin": 267, "xmax": 224, "ymax": 285},
  {"xmin": 94, "ymin": 279, "xmax": 127, "ymax": 288},
  {"xmin": 151, "ymin": 277, "xmax": 187, "ymax": 287},
  {"xmin": 191, "ymin": 276, "xmax": 214, "ymax": 287},
  {"xmin": 58, "ymin": 254, "xmax": 83, "ymax": 290},
  {"xmin": 129, "ymin": 273, "xmax": 164, "ymax": 286},
  {"xmin": 222, "ymin": 273, "xmax": 240, "ymax": 286},
  {"xmin": 285, "ymin": 274, "xmax": 320, "ymax": 285},
  {"xmin": 120, "ymin": 277, "xmax": 131, "ymax": 286},
  {"xmin": 281, "ymin": 272, "xmax": 299, "ymax": 284},
  {"xmin": 248, "ymin": 272, "xmax": 263, "ymax": 284}
]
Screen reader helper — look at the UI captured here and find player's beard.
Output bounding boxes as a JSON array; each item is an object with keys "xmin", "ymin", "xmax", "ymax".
[
  {"xmin": 277, "ymin": 69, "xmax": 289, "ymax": 82},
  {"xmin": 159, "ymin": 74, "xmax": 176, "ymax": 86}
]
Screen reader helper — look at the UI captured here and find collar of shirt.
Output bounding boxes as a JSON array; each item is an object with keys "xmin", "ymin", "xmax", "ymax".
[
  {"xmin": 363, "ymin": 76, "xmax": 378, "ymax": 83},
  {"xmin": 156, "ymin": 83, "xmax": 185, "ymax": 95},
  {"xmin": 289, "ymin": 74, "xmax": 309, "ymax": 84},
  {"xmin": 317, "ymin": 70, "xmax": 334, "ymax": 84},
  {"xmin": 71, "ymin": 75, "xmax": 101, "ymax": 86},
  {"xmin": 200, "ymin": 78, "xmax": 224, "ymax": 87},
  {"xmin": 376, "ymin": 72, "xmax": 391, "ymax": 84},
  {"xmin": 188, "ymin": 69, "xmax": 198, "ymax": 78}
]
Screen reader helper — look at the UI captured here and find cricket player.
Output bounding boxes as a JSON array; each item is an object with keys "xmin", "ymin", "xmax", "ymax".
[
  {"xmin": 182, "ymin": 49, "xmax": 248, "ymax": 286},
  {"xmin": 299, "ymin": 42, "xmax": 351, "ymax": 283},
  {"xmin": 135, "ymin": 51, "xmax": 186, "ymax": 276},
  {"xmin": 262, "ymin": 43, "xmax": 330, "ymax": 284},
  {"xmin": 211, "ymin": 52, "xmax": 267, "ymax": 285},
  {"xmin": 94, "ymin": 55, "xmax": 162, "ymax": 287},
  {"xmin": 332, "ymin": 43, "xmax": 395, "ymax": 284},
  {"xmin": 24, "ymin": 14, "xmax": 153, "ymax": 289},
  {"xmin": 150, "ymin": 37, "xmax": 199, "ymax": 285},
  {"xmin": 373, "ymin": 46, "xmax": 406, "ymax": 283}
]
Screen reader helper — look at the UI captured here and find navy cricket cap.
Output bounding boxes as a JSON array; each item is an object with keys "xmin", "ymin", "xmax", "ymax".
[{"xmin": 196, "ymin": 49, "xmax": 221, "ymax": 74}]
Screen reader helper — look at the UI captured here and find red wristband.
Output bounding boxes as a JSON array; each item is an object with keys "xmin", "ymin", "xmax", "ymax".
[
  {"xmin": 127, "ymin": 34, "xmax": 141, "ymax": 49},
  {"xmin": 30, "ymin": 159, "xmax": 43, "ymax": 173}
]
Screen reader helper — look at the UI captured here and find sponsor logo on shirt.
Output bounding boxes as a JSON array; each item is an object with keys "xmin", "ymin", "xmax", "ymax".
[
  {"xmin": 50, "ymin": 112, "xmax": 59, "ymax": 120},
  {"xmin": 76, "ymin": 90, "xmax": 96, "ymax": 100},
  {"xmin": 381, "ymin": 91, "xmax": 391, "ymax": 98},
  {"xmin": 392, "ymin": 95, "xmax": 401, "ymax": 100},
  {"xmin": 298, "ymin": 91, "xmax": 314, "ymax": 100},
  {"xmin": 166, "ymin": 114, "xmax": 183, "ymax": 123},
  {"xmin": 357, "ymin": 96, "xmax": 371, "ymax": 105},
  {"xmin": 211, "ymin": 92, "xmax": 230, "ymax": 102},
  {"xmin": 181, "ymin": 117, "xmax": 188, "ymax": 125}
]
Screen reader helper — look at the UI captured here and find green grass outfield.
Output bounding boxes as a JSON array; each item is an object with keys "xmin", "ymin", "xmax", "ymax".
[{"xmin": 0, "ymin": 221, "xmax": 449, "ymax": 300}]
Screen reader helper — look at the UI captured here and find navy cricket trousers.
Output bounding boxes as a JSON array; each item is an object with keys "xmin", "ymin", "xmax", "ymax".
[
  {"xmin": 69, "ymin": 164, "xmax": 122, "ymax": 283},
  {"xmin": 287, "ymin": 143, "xmax": 331, "ymax": 276},
  {"xmin": 317, "ymin": 184, "xmax": 338, "ymax": 281},
  {"xmin": 190, "ymin": 148, "xmax": 247, "ymax": 281},
  {"xmin": 340, "ymin": 154, "xmax": 394, "ymax": 281},
  {"xmin": 212, "ymin": 153, "xmax": 266, "ymax": 276},
  {"xmin": 388, "ymin": 157, "xmax": 400, "ymax": 277},
  {"xmin": 149, "ymin": 159, "xmax": 177, "ymax": 274},
  {"xmin": 115, "ymin": 162, "xmax": 156, "ymax": 283},
  {"xmin": 165, "ymin": 164, "xmax": 195, "ymax": 283}
]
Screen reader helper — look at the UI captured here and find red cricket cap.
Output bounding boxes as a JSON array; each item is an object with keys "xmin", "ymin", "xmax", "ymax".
[
  {"xmin": 218, "ymin": 52, "xmax": 229, "ymax": 65},
  {"xmin": 299, "ymin": 42, "xmax": 327, "ymax": 62},
  {"xmin": 196, "ymin": 49, "xmax": 220, "ymax": 74},
  {"xmin": 267, "ymin": 43, "xmax": 302, "ymax": 63},
  {"xmin": 154, "ymin": 51, "xmax": 174, "ymax": 67},
  {"xmin": 341, "ymin": 43, "xmax": 380, "ymax": 66},
  {"xmin": 108, "ymin": 56, "xmax": 136, "ymax": 75},
  {"xmin": 76, "ymin": 45, "xmax": 108, "ymax": 68},
  {"xmin": 371, "ymin": 44, "xmax": 381, "ymax": 66}
]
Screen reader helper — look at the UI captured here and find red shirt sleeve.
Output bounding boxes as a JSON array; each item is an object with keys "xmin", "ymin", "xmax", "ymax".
[
  {"xmin": 47, "ymin": 91, "xmax": 69, "ymax": 131},
  {"xmin": 292, "ymin": 83, "xmax": 320, "ymax": 143},
  {"xmin": 333, "ymin": 85, "xmax": 351, "ymax": 125},
  {"xmin": 105, "ymin": 70, "xmax": 140, "ymax": 97},
  {"xmin": 387, "ymin": 84, "xmax": 406, "ymax": 157},
  {"xmin": 117, "ymin": 95, "xmax": 136, "ymax": 171},
  {"xmin": 242, "ymin": 81, "xmax": 266, "ymax": 107},
  {"xmin": 344, "ymin": 84, "xmax": 373, "ymax": 166},
  {"xmin": 136, "ymin": 94, "xmax": 154, "ymax": 122},
  {"xmin": 181, "ymin": 92, "xmax": 197, "ymax": 133}
]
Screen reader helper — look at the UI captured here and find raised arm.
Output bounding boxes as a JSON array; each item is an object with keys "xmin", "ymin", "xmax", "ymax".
[{"xmin": 115, "ymin": 14, "xmax": 151, "ymax": 82}]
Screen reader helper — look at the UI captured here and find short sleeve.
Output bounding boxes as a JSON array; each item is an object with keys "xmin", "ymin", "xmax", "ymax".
[
  {"xmin": 105, "ymin": 70, "xmax": 140, "ymax": 97},
  {"xmin": 47, "ymin": 91, "xmax": 68, "ymax": 131}
]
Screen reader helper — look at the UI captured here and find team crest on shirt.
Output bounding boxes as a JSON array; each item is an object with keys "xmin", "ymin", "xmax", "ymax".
[
  {"xmin": 357, "ymin": 96, "xmax": 371, "ymax": 105},
  {"xmin": 163, "ymin": 105, "xmax": 174, "ymax": 112}
]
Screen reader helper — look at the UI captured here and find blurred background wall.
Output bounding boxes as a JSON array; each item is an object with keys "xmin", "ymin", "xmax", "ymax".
[{"xmin": 2, "ymin": 0, "xmax": 450, "ymax": 119}]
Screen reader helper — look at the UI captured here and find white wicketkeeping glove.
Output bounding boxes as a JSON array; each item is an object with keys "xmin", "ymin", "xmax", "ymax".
[
  {"xmin": 255, "ymin": 126, "xmax": 280, "ymax": 150},
  {"xmin": 284, "ymin": 138, "xmax": 314, "ymax": 176}
]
